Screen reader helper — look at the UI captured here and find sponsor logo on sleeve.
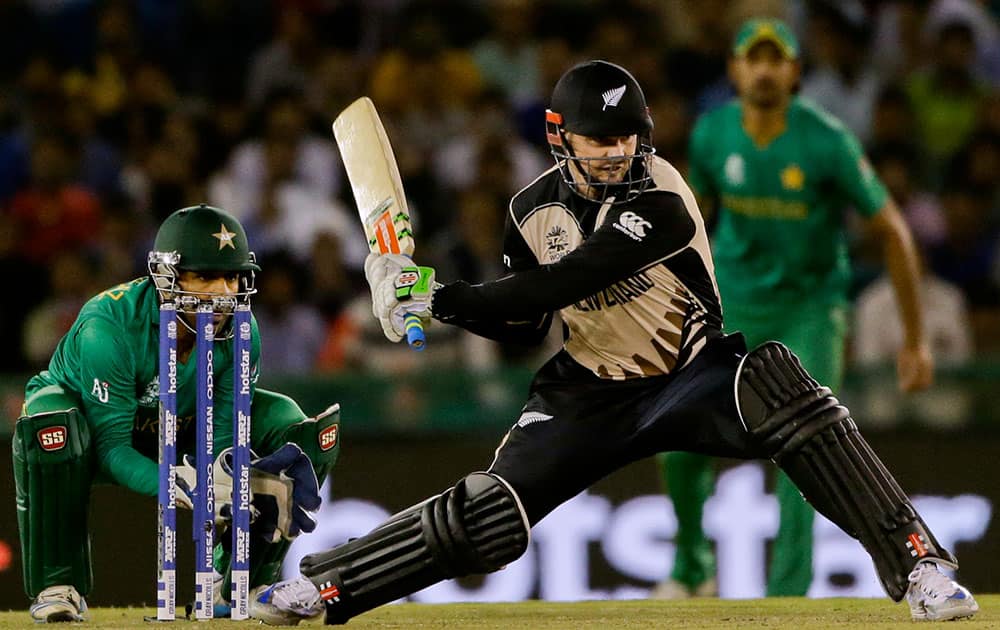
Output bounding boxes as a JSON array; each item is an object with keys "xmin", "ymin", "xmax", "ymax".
[{"xmin": 613, "ymin": 211, "xmax": 652, "ymax": 241}]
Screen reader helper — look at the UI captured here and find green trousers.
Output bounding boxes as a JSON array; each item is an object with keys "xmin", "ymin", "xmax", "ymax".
[
  {"xmin": 659, "ymin": 302, "xmax": 846, "ymax": 596},
  {"xmin": 14, "ymin": 386, "xmax": 340, "ymax": 599}
]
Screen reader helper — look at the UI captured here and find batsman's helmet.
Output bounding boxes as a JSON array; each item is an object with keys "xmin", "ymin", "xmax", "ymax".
[
  {"xmin": 147, "ymin": 204, "xmax": 259, "ymax": 316},
  {"xmin": 546, "ymin": 60, "xmax": 655, "ymax": 203}
]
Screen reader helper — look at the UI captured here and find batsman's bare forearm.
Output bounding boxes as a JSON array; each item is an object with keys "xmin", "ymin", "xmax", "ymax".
[{"xmin": 874, "ymin": 201, "xmax": 925, "ymax": 348}]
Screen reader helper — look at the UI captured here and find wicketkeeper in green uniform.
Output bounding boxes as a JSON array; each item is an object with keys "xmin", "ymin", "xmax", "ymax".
[
  {"xmin": 653, "ymin": 19, "xmax": 932, "ymax": 598},
  {"xmin": 14, "ymin": 204, "xmax": 341, "ymax": 624}
]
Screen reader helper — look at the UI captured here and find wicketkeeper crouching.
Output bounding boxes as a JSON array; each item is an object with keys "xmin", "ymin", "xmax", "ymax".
[{"xmin": 13, "ymin": 205, "xmax": 341, "ymax": 624}]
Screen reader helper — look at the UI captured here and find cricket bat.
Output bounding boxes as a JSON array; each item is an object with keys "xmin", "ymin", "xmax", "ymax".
[{"xmin": 333, "ymin": 96, "xmax": 426, "ymax": 350}]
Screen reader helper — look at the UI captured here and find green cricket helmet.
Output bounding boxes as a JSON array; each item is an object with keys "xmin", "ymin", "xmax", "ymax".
[{"xmin": 148, "ymin": 204, "xmax": 259, "ymax": 314}]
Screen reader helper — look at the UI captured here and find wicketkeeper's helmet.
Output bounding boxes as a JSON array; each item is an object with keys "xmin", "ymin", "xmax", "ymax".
[
  {"xmin": 148, "ymin": 204, "xmax": 259, "ymax": 316},
  {"xmin": 546, "ymin": 60, "xmax": 655, "ymax": 204}
]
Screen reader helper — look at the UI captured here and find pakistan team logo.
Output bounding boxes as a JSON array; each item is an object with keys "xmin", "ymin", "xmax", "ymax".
[
  {"xmin": 138, "ymin": 377, "xmax": 159, "ymax": 407},
  {"xmin": 545, "ymin": 226, "xmax": 570, "ymax": 263},
  {"xmin": 725, "ymin": 154, "xmax": 745, "ymax": 186}
]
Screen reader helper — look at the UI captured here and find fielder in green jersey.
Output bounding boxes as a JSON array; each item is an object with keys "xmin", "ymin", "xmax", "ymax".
[
  {"xmin": 654, "ymin": 18, "xmax": 932, "ymax": 599},
  {"xmin": 14, "ymin": 205, "xmax": 341, "ymax": 624}
]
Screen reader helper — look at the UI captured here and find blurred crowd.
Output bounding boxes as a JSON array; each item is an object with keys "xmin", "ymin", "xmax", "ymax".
[{"xmin": 1, "ymin": 0, "xmax": 998, "ymax": 377}]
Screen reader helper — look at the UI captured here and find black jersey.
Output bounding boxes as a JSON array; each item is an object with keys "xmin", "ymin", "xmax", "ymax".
[{"xmin": 432, "ymin": 155, "xmax": 723, "ymax": 379}]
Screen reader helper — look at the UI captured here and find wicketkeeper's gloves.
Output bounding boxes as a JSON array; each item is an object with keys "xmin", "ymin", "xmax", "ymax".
[
  {"xmin": 174, "ymin": 453, "xmax": 247, "ymax": 528},
  {"xmin": 176, "ymin": 443, "xmax": 321, "ymax": 543},
  {"xmin": 246, "ymin": 443, "xmax": 322, "ymax": 542}
]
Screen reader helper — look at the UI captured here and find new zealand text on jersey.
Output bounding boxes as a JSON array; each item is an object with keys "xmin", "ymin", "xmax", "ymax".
[{"xmin": 572, "ymin": 272, "xmax": 654, "ymax": 312}]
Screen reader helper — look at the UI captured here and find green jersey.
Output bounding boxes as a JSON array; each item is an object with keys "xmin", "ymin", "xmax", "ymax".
[
  {"xmin": 26, "ymin": 278, "xmax": 261, "ymax": 496},
  {"xmin": 688, "ymin": 97, "xmax": 887, "ymax": 310}
]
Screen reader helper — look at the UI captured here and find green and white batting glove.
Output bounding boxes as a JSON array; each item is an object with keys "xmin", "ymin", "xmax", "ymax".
[{"xmin": 364, "ymin": 252, "xmax": 437, "ymax": 343}]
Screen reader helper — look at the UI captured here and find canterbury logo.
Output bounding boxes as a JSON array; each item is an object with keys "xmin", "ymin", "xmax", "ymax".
[
  {"xmin": 602, "ymin": 85, "xmax": 626, "ymax": 110},
  {"xmin": 613, "ymin": 211, "xmax": 651, "ymax": 240}
]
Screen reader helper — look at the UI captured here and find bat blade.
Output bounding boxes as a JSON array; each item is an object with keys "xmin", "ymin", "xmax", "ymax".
[
  {"xmin": 333, "ymin": 97, "xmax": 414, "ymax": 256},
  {"xmin": 333, "ymin": 97, "xmax": 425, "ymax": 350}
]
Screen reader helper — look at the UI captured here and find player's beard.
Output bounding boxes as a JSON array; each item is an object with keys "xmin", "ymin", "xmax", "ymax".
[
  {"xmin": 574, "ymin": 157, "xmax": 632, "ymax": 200},
  {"xmin": 746, "ymin": 77, "xmax": 784, "ymax": 109},
  {"xmin": 585, "ymin": 157, "xmax": 631, "ymax": 184}
]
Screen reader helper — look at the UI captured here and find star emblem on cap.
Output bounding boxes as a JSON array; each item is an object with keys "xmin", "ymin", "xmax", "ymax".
[{"xmin": 213, "ymin": 224, "xmax": 237, "ymax": 250}]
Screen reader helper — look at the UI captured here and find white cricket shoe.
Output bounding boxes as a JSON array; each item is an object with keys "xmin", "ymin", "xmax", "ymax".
[
  {"xmin": 906, "ymin": 561, "xmax": 979, "ymax": 621},
  {"xmin": 250, "ymin": 576, "xmax": 324, "ymax": 626},
  {"xmin": 29, "ymin": 585, "xmax": 88, "ymax": 623}
]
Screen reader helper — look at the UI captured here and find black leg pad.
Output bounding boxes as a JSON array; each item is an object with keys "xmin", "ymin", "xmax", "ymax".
[
  {"xmin": 737, "ymin": 342, "xmax": 957, "ymax": 601},
  {"xmin": 300, "ymin": 472, "xmax": 529, "ymax": 624}
]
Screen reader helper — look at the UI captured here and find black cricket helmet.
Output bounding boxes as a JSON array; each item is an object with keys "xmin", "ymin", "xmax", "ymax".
[
  {"xmin": 546, "ymin": 60, "xmax": 655, "ymax": 203},
  {"xmin": 147, "ymin": 204, "xmax": 259, "ymax": 320}
]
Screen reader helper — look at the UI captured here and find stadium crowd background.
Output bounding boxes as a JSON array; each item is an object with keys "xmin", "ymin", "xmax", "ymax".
[{"xmin": 0, "ymin": 0, "xmax": 998, "ymax": 382}]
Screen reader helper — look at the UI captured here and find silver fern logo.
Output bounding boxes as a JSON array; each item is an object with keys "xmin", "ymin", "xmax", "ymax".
[{"xmin": 602, "ymin": 85, "xmax": 626, "ymax": 110}]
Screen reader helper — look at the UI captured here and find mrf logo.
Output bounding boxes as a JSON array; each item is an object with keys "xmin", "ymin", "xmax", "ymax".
[
  {"xmin": 319, "ymin": 424, "xmax": 339, "ymax": 451},
  {"xmin": 38, "ymin": 426, "xmax": 68, "ymax": 451}
]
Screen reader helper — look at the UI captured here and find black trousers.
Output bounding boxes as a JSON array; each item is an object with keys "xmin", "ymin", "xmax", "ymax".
[{"xmin": 490, "ymin": 333, "xmax": 767, "ymax": 525}]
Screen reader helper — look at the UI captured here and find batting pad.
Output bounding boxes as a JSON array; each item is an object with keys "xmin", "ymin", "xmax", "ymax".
[
  {"xmin": 737, "ymin": 341, "xmax": 956, "ymax": 601},
  {"xmin": 301, "ymin": 472, "xmax": 528, "ymax": 625}
]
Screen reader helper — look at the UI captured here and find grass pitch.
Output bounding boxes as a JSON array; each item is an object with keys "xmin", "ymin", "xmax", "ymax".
[{"xmin": 0, "ymin": 597, "xmax": 993, "ymax": 628}]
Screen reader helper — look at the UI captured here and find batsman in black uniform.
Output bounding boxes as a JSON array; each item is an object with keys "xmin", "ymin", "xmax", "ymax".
[{"xmin": 298, "ymin": 61, "xmax": 978, "ymax": 623}]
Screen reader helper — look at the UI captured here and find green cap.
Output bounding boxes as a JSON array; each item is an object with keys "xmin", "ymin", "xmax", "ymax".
[
  {"xmin": 733, "ymin": 18, "xmax": 799, "ymax": 60},
  {"xmin": 152, "ymin": 204, "xmax": 260, "ymax": 271}
]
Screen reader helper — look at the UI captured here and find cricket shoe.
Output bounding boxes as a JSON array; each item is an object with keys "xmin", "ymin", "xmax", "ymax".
[
  {"xmin": 649, "ymin": 577, "xmax": 717, "ymax": 599},
  {"xmin": 250, "ymin": 576, "xmax": 324, "ymax": 625},
  {"xmin": 29, "ymin": 585, "xmax": 88, "ymax": 623},
  {"xmin": 906, "ymin": 560, "xmax": 979, "ymax": 621}
]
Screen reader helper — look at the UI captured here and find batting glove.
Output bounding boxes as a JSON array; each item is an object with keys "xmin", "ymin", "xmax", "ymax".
[{"xmin": 364, "ymin": 252, "xmax": 437, "ymax": 343}]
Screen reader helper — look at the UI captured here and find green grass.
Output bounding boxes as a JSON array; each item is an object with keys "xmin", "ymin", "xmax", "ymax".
[{"xmin": 0, "ymin": 597, "xmax": 994, "ymax": 629}]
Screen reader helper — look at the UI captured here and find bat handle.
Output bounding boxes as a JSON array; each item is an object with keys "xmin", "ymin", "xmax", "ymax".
[{"xmin": 404, "ymin": 312, "xmax": 425, "ymax": 351}]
